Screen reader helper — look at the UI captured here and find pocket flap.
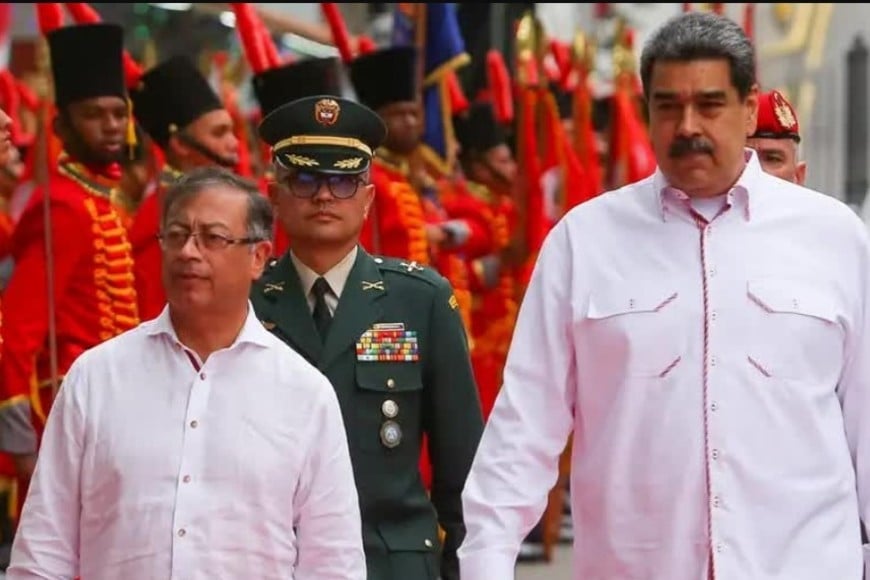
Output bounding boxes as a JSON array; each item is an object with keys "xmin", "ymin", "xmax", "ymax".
[
  {"xmin": 588, "ymin": 287, "xmax": 679, "ymax": 319},
  {"xmin": 377, "ymin": 519, "xmax": 440, "ymax": 552},
  {"xmin": 356, "ymin": 363, "xmax": 423, "ymax": 393},
  {"xmin": 747, "ymin": 279, "xmax": 838, "ymax": 323}
]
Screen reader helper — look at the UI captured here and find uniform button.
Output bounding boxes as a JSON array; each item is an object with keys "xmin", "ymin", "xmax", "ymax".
[
  {"xmin": 190, "ymin": 420, "xmax": 199, "ymax": 428},
  {"xmin": 424, "ymin": 538, "xmax": 433, "ymax": 548},
  {"xmin": 712, "ymin": 496, "xmax": 721, "ymax": 508},
  {"xmin": 177, "ymin": 528, "xmax": 186, "ymax": 537},
  {"xmin": 182, "ymin": 475, "xmax": 191, "ymax": 483},
  {"xmin": 386, "ymin": 378, "xmax": 396, "ymax": 389},
  {"xmin": 711, "ymin": 402, "xmax": 719, "ymax": 412},
  {"xmin": 712, "ymin": 449, "xmax": 720, "ymax": 460},
  {"xmin": 200, "ymin": 372, "xmax": 206, "ymax": 380}
]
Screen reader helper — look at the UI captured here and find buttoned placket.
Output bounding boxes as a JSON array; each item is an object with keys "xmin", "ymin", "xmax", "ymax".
[
  {"xmin": 691, "ymin": 198, "xmax": 733, "ymax": 580},
  {"xmin": 169, "ymin": 341, "xmax": 212, "ymax": 577}
]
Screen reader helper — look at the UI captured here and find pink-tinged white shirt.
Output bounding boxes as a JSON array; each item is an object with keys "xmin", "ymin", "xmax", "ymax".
[
  {"xmin": 458, "ymin": 150, "xmax": 870, "ymax": 580},
  {"xmin": 8, "ymin": 304, "xmax": 365, "ymax": 580}
]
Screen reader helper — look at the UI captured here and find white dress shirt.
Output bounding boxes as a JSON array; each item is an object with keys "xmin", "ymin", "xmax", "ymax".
[
  {"xmin": 458, "ymin": 151, "xmax": 870, "ymax": 579},
  {"xmin": 8, "ymin": 304, "xmax": 365, "ymax": 580},
  {"xmin": 290, "ymin": 246, "xmax": 357, "ymax": 315}
]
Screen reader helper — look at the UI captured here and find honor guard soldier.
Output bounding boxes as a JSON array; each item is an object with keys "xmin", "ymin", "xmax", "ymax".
[
  {"xmin": 0, "ymin": 23, "xmax": 139, "ymax": 501},
  {"xmin": 747, "ymin": 89, "xmax": 806, "ymax": 185},
  {"xmin": 128, "ymin": 55, "xmax": 240, "ymax": 320},
  {"xmin": 252, "ymin": 95, "xmax": 484, "ymax": 580}
]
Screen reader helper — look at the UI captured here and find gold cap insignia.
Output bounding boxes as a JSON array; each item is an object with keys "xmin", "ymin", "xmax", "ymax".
[
  {"xmin": 334, "ymin": 157, "xmax": 363, "ymax": 170},
  {"xmin": 315, "ymin": 98, "xmax": 340, "ymax": 126},
  {"xmin": 284, "ymin": 154, "xmax": 320, "ymax": 167},
  {"xmin": 772, "ymin": 91, "xmax": 797, "ymax": 131}
]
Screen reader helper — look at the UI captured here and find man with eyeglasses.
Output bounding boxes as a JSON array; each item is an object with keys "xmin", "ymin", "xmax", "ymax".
[
  {"xmin": 8, "ymin": 166, "xmax": 365, "ymax": 579},
  {"xmin": 251, "ymin": 95, "xmax": 484, "ymax": 580},
  {"xmin": 128, "ymin": 55, "xmax": 241, "ymax": 322}
]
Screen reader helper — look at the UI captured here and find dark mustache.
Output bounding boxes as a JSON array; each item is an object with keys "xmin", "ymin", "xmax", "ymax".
[{"xmin": 669, "ymin": 137, "xmax": 714, "ymax": 158}]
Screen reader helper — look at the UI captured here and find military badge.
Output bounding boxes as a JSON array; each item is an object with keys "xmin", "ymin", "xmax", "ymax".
[
  {"xmin": 380, "ymin": 420, "xmax": 403, "ymax": 448},
  {"xmin": 772, "ymin": 91, "xmax": 797, "ymax": 132},
  {"xmin": 314, "ymin": 98, "xmax": 341, "ymax": 126},
  {"xmin": 356, "ymin": 322, "xmax": 419, "ymax": 362},
  {"xmin": 381, "ymin": 399, "xmax": 399, "ymax": 419}
]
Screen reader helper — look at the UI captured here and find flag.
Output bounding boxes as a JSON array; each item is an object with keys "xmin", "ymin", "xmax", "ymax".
[{"xmin": 393, "ymin": 3, "xmax": 470, "ymax": 176}]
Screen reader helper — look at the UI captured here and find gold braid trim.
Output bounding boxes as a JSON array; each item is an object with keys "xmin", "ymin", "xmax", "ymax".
[
  {"xmin": 389, "ymin": 181, "xmax": 430, "ymax": 265},
  {"xmin": 83, "ymin": 199, "xmax": 140, "ymax": 342}
]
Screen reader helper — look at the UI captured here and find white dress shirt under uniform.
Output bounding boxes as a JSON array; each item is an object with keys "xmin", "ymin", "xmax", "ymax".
[
  {"xmin": 8, "ymin": 304, "xmax": 365, "ymax": 580},
  {"xmin": 458, "ymin": 150, "xmax": 870, "ymax": 579}
]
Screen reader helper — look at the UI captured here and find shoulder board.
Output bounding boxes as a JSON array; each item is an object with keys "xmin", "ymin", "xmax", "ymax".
[{"xmin": 372, "ymin": 256, "xmax": 445, "ymax": 287}]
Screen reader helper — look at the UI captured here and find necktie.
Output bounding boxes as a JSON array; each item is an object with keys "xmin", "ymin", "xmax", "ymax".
[{"xmin": 311, "ymin": 277, "xmax": 333, "ymax": 339}]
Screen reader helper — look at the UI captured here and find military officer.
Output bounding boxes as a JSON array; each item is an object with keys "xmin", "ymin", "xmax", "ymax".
[
  {"xmin": 746, "ymin": 89, "xmax": 806, "ymax": 185},
  {"xmin": 251, "ymin": 95, "xmax": 484, "ymax": 580}
]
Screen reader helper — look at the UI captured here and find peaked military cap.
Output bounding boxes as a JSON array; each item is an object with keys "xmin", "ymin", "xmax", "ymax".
[
  {"xmin": 349, "ymin": 46, "xmax": 418, "ymax": 111},
  {"xmin": 48, "ymin": 23, "xmax": 126, "ymax": 108},
  {"xmin": 258, "ymin": 95, "xmax": 387, "ymax": 175},
  {"xmin": 752, "ymin": 89, "xmax": 800, "ymax": 142},
  {"xmin": 252, "ymin": 57, "xmax": 343, "ymax": 118},
  {"xmin": 129, "ymin": 55, "xmax": 224, "ymax": 149},
  {"xmin": 454, "ymin": 102, "xmax": 507, "ymax": 155}
]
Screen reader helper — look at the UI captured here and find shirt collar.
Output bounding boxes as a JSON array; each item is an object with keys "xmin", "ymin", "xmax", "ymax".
[
  {"xmin": 145, "ymin": 301, "xmax": 273, "ymax": 348},
  {"xmin": 653, "ymin": 148, "xmax": 762, "ymax": 223},
  {"xmin": 290, "ymin": 245, "xmax": 358, "ymax": 299}
]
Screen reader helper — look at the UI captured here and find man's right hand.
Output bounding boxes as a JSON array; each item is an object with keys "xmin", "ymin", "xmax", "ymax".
[{"xmin": 12, "ymin": 452, "xmax": 37, "ymax": 481}]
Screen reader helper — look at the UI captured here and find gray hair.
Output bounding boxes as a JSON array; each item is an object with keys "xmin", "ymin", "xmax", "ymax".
[
  {"xmin": 640, "ymin": 12, "xmax": 756, "ymax": 101},
  {"xmin": 161, "ymin": 166, "xmax": 274, "ymax": 242}
]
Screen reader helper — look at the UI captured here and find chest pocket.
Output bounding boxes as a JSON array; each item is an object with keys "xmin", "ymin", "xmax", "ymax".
[
  {"xmin": 745, "ymin": 279, "xmax": 844, "ymax": 381},
  {"xmin": 355, "ymin": 362, "xmax": 423, "ymax": 453},
  {"xmin": 585, "ymin": 285, "xmax": 687, "ymax": 378}
]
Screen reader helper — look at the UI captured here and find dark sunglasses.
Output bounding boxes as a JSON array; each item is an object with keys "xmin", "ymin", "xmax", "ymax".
[{"xmin": 281, "ymin": 171, "xmax": 366, "ymax": 200}]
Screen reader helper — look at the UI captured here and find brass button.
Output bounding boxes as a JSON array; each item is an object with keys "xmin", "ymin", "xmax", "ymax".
[{"xmin": 386, "ymin": 378, "xmax": 396, "ymax": 389}]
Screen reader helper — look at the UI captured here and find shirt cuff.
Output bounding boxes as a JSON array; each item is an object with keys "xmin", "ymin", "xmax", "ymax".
[{"xmin": 458, "ymin": 549, "xmax": 517, "ymax": 580}]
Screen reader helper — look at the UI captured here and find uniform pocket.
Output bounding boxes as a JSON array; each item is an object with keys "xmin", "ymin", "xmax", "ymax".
[{"xmin": 355, "ymin": 362, "xmax": 423, "ymax": 453}]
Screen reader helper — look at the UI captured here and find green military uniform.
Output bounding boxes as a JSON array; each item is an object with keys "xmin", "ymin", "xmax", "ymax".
[{"xmin": 251, "ymin": 95, "xmax": 485, "ymax": 580}]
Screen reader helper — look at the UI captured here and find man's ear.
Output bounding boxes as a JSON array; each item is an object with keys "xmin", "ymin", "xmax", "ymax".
[{"xmin": 795, "ymin": 160, "xmax": 807, "ymax": 187}]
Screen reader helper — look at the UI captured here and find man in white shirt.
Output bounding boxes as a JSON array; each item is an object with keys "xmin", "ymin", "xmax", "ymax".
[
  {"xmin": 7, "ymin": 167, "xmax": 366, "ymax": 579},
  {"xmin": 459, "ymin": 11, "xmax": 870, "ymax": 580}
]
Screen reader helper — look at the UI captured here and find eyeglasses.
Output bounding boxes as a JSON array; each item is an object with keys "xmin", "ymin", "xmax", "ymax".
[
  {"xmin": 157, "ymin": 229, "xmax": 264, "ymax": 252},
  {"xmin": 280, "ymin": 171, "xmax": 365, "ymax": 200}
]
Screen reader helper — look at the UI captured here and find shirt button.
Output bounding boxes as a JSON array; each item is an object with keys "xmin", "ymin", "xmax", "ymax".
[
  {"xmin": 177, "ymin": 528, "xmax": 186, "ymax": 537},
  {"xmin": 711, "ymin": 402, "xmax": 719, "ymax": 412},
  {"xmin": 712, "ymin": 449, "xmax": 720, "ymax": 460},
  {"xmin": 190, "ymin": 420, "xmax": 198, "ymax": 428},
  {"xmin": 200, "ymin": 372, "xmax": 206, "ymax": 380},
  {"xmin": 182, "ymin": 475, "xmax": 191, "ymax": 483},
  {"xmin": 712, "ymin": 495, "xmax": 721, "ymax": 508},
  {"xmin": 716, "ymin": 542, "xmax": 723, "ymax": 553}
]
